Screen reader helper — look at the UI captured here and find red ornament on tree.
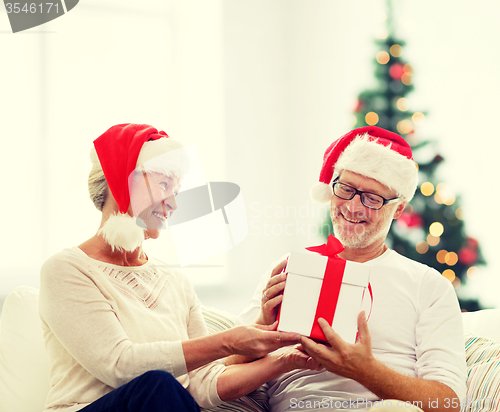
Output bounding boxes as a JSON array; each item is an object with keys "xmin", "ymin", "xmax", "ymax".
[
  {"xmin": 458, "ymin": 247, "xmax": 478, "ymax": 266},
  {"xmin": 389, "ymin": 63, "xmax": 405, "ymax": 80},
  {"xmin": 398, "ymin": 211, "xmax": 423, "ymax": 228}
]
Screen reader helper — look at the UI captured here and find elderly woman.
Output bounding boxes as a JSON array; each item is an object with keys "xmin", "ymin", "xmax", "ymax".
[{"xmin": 39, "ymin": 124, "xmax": 319, "ymax": 412}]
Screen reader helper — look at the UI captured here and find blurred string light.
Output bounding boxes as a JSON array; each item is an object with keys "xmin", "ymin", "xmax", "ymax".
[
  {"xmin": 436, "ymin": 250, "xmax": 448, "ymax": 264},
  {"xmin": 467, "ymin": 266, "xmax": 479, "ymax": 278},
  {"xmin": 429, "ymin": 222, "xmax": 444, "ymax": 237},
  {"xmin": 401, "ymin": 66, "xmax": 413, "ymax": 86},
  {"xmin": 445, "ymin": 252, "xmax": 458, "ymax": 266},
  {"xmin": 442, "ymin": 269, "xmax": 455, "ymax": 283},
  {"xmin": 396, "ymin": 97, "xmax": 410, "ymax": 111},
  {"xmin": 389, "ymin": 44, "xmax": 403, "ymax": 57},
  {"xmin": 412, "ymin": 112, "xmax": 425, "ymax": 124},
  {"xmin": 416, "ymin": 240, "xmax": 429, "ymax": 254},
  {"xmin": 427, "ymin": 234, "xmax": 440, "ymax": 247},
  {"xmin": 397, "ymin": 119, "xmax": 413, "ymax": 134},
  {"xmin": 420, "ymin": 182, "xmax": 434, "ymax": 196},
  {"xmin": 365, "ymin": 112, "xmax": 379, "ymax": 125},
  {"xmin": 376, "ymin": 51, "xmax": 390, "ymax": 64},
  {"xmin": 434, "ymin": 183, "xmax": 456, "ymax": 206}
]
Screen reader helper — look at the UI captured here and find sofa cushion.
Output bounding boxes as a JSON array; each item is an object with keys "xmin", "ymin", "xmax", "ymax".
[
  {"xmin": 463, "ymin": 333, "xmax": 500, "ymax": 412},
  {"xmin": 462, "ymin": 309, "xmax": 500, "ymax": 342},
  {"xmin": 0, "ymin": 286, "xmax": 50, "ymax": 412}
]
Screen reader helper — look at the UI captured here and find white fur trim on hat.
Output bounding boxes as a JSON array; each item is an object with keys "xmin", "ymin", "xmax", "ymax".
[
  {"xmin": 136, "ymin": 139, "xmax": 190, "ymax": 180},
  {"xmin": 97, "ymin": 213, "xmax": 145, "ymax": 252},
  {"xmin": 310, "ymin": 182, "xmax": 334, "ymax": 204},
  {"xmin": 335, "ymin": 135, "xmax": 418, "ymax": 202}
]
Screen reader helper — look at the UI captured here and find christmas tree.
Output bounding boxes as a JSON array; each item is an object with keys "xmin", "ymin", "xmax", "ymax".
[{"xmin": 323, "ymin": 10, "xmax": 485, "ymax": 311}]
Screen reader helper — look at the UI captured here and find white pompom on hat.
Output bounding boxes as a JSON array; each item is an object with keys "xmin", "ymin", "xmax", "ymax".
[
  {"xmin": 90, "ymin": 123, "xmax": 185, "ymax": 252},
  {"xmin": 310, "ymin": 126, "xmax": 418, "ymax": 204}
]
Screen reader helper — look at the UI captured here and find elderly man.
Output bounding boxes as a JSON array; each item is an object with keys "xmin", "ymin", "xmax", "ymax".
[{"xmin": 237, "ymin": 126, "xmax": 466, "ymax": 412}]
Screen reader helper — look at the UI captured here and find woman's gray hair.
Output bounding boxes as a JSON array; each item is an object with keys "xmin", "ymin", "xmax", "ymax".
[{"xmin": 88, "ymin": 161, "xmax": 108, "ymax": 211}]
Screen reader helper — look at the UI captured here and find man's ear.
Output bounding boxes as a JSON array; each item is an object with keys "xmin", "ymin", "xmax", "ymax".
[{"xmin": 393, "ymin": 201, "xmax": 407, "ymax": 220}]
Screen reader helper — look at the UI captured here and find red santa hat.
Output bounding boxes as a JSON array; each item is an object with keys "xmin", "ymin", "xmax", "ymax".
[
  {"xmin": 310, "ymin": 126, "xmax": 418, "ymax": 204},
  {"xmin": 90, "ymin": 123, "xmax": 185, "ymax": 251}
]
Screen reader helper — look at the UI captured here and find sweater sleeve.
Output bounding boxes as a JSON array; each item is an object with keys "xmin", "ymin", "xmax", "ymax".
[
  {"xmin": 39, "ymin": 253, "xmax": 187, "ymax": 389},
  {"xmin": 415, "ymin": 269, "xmax": 467, "ymax": 401}
]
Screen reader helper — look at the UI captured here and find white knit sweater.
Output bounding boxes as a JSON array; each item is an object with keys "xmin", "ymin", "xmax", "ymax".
[
  {"xmin": 39, "ymin": 247, "xmax": 225, "ymax": 411},
  {"xmin": 237, "ymin": 249, "xmax": 467, "ymax": 412}
]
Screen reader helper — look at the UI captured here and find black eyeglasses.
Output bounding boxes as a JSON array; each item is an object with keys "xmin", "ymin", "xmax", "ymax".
[{"xmin": 332, "ymin": 181, "xmax": 400, "ymax": 210}]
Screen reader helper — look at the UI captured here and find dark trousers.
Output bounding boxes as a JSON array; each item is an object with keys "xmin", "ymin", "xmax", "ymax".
[{"xmin": 80, "ymin": 370, "xmax": 200, "ymax": 412}]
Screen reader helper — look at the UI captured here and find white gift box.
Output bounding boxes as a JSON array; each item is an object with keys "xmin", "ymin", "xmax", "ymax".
[{"xmin": 277, "ymin": 251, "xmax": 370, "ymax": 344}]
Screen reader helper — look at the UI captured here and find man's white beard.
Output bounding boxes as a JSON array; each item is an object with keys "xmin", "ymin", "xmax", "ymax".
[
  {"xmin": 331, "ymin": 210, "xmax": 391, "ymax": 250},
  {"xmin": 98, "ymin": 213, "xmax": 145, "ymax": 252},
  {"xmin": 333, "ymin": 222, "xmax": 376, "ymax": 249}
]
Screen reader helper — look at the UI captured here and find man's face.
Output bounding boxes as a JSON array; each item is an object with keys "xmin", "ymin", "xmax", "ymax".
[{"xmin": 330, "ymin": 170, "xmax": 406, "ymax": 249}]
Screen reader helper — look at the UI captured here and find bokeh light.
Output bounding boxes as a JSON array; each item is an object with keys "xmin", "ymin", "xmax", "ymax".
[
  {"xmin": 376, "ymin": 51, "xmax": 390, "ymax": 64},
  {"xmin": 429, "ymin": 222, "xmax": 444, "ymax": 237},
  {"xmin": 436, "ymin": 250, "xmax": 448, "ymax": 264},
  {"xmin": 390, "ymin": 44, "xmax": 403, "ymax": 57},
  {"xmin": 397, "ymin": 98, "xmax": 410, "ymax": 111},
  {"xmin": 412, "ymin": 112, "xmax": 425, "ymax": 125},
  {"xmin": 365, "ymin": 112, "xmax": 379, "ymax": 125},
  {"xmin": 397, "ymin": 119, "xmax": 413, "ymax": 134},
  {"xmin": 421, "ymin": 182, "xmax": 434, "ymax": 196},
  {"xmin": 416, "ymin": 241, "xmax": 429, "ymax": 254},
  {"xmin": 445, "ymin": 252, "xmax": 458, "ymax": 266},
  {"xmin": 442, "ymin": 269, "xmax": 456, "ymax": 282},
  {"xmin": 427, "ymin": 234, "xmax": 440, "ymax": 247}
]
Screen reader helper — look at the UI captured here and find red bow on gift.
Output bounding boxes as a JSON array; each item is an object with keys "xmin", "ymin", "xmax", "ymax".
[{"xmin": 305, "ymin": 234, "xmax": 345, "ymax": 256}]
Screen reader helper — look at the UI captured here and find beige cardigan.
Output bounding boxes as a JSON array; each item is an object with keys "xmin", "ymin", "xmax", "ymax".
[{"xmin": 39, "ymin": 247, "xmax": 225, "ymax": 411}]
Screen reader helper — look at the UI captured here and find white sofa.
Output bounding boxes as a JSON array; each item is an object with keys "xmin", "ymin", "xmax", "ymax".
[{"xmin": 1, "ymin": 286, "xmax": 500, "ymax": 412}]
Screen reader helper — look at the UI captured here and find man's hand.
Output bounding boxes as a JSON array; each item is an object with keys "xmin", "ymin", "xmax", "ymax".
[
  {"xmin": 256, "ymin": 259, "xmax": 288, "ymax": 325},
  {"xmin": 300, "ymin": 312, "xmax": 376, "ymax": 381},
  {"xmin": 225, "ymin": 323, "xmax": 301, "ymax": 359}
]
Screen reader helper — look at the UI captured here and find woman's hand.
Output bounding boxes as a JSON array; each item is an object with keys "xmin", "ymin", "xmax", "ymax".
[
  {"xmin": 224, "ymin": 323, "xmax": 301, "ymax": 359},
  {"xmin": 276, "ymin": 344, "xmax": 324, "ymax": 373},
  {"xmin": 256, "ymin": 258, "xmax": 288, "ymax": 325}
]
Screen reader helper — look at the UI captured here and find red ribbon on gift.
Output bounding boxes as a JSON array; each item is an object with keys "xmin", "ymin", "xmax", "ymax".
[
  {"xmin": 306, "ymin": 235, "xmax": 373, "ymax": 342},
  {"xmin": 306, "ymin": 235, "xmax": 346, "ymax": 341}
]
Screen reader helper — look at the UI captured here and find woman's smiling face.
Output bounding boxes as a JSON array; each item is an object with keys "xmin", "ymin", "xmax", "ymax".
[{"xmin": 129, "ymin": 171, "xmax": 180, "ymax": 235}]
